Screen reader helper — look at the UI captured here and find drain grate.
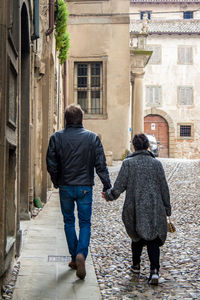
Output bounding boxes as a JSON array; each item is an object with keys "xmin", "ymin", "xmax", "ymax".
[{"xmin": 48, "ymin": 255, "xmax": 71, "ymax": 262}]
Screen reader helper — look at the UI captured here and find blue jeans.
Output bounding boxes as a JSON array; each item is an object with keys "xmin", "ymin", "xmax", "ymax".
[{"xmin": 59, "ymin": 185, "xmax": 93, "ymax": 261}]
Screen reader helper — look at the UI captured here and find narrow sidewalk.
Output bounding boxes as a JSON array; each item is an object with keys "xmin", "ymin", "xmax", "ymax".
[{"xmin": 13, "ymin": 191, "xmax": 101, "ymax": 300}]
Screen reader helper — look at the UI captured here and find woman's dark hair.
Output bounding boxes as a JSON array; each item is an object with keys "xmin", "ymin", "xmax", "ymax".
[
  {"xmin": 132, "ymin": 134, "xmax": 150, "ymax": 151},
  {"xmin": 64, "ymin": 104, "xmax": 83, "ymax": 125}
]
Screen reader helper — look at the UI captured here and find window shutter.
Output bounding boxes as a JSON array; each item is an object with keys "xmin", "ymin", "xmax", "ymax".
[
  {"xmin": 187, "ymin": 47, "xmax": 192, "ymax": 64},
  {"xmin": 154, "ymin": 86, "xmax": 161, "ymax": 105},
  {"xmin": 179, "ymin": 47, "xmax": 185, "ymax": 64},
  {"xmin": 186, "ymin": 87, "xmax": 193, "ymax": 104},
  {"xmin": 148, "ymin": 45, "xmax": 161, "ymax": 64},
  {"xmin": 185, "ymin": 48, "xmax": 188, "ymax": 64},
  {"xmin": 179, "ymin": 87, "xmax": 193, "ymax": 105},
  {"xmin": 178, "ymin": 47, "xmax": 192, "ymax": 64},
  {"xmin": 146, "ymin": 86, "xmax": 153, "ymax": 105},
  {"xmin": 179, "ymin": 87, "xmax": 186, "ymax": 104},
  {"xmin": 146, "ymin": 86, "xmax": 161, "ymax": 106}
]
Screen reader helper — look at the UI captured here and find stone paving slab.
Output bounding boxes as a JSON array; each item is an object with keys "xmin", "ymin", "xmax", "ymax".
[{"xmin": 12, "ymin": 191, "xmax": 101, "ymax": 300}]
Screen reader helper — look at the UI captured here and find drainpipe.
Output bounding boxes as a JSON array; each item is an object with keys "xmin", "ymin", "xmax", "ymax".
[
  {"xmin": 46, "ymin": 0, "xmax": 55, "ymax": 35},
  {"xmin": 31, "ymin": 0, "xmax": 40, "ymax": 40},
  {"xmin": 63, "ymin": 62, "xmax": 67, "ymax": 110}
]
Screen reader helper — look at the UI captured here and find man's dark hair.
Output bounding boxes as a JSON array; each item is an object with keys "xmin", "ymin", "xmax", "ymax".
[
  {"xmin": 132, "ymin": 134, "xmax": 150, "ymax": 151},
  {"xmin": 64, "ymin": 104, "xmax": 83, "ymax": 125}
]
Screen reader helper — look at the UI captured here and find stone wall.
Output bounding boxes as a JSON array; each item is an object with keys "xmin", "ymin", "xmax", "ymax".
[{"xmin": 0, "ymin": 0, "xmax": 64, "ymax": 283}]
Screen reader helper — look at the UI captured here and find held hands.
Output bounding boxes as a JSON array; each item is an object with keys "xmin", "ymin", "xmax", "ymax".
[{"xmin": 102, "ymin": 192, "xmax": 110, "ymax": 202}]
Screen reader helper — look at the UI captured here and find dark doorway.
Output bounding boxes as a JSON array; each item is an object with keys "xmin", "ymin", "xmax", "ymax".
[
  {"xmin": 20, "ymin": 3, "xmax": 30, "ymax": 219},
  {"xmin": 144, "ymin": 114, "xmax": 169, "ymax": 158}
]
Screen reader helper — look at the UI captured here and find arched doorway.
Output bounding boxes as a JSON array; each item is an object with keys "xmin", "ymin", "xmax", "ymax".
[
  {"xmin": 20, "ymin": 3, "xmax": 31, "ymax": 219},
  {"xmin": 144, "ymin": 115, "xmax": 169, "ymax": 158}
]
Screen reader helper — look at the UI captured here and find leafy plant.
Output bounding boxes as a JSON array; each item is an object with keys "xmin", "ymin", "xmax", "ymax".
[
  {"xmin": 121, "ymin": 149, "xmax": 130, "ymax": 161},
  {"xmin": 55, "ymin": 0, "xmax": 70, "ymax": 64}
]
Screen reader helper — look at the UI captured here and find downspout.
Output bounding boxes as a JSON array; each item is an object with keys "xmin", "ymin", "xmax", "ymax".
[
  {"xmin": 63, "ymin": 62, "xmax": 67, "ymax": 110},
  {"xmin": 46, "ymin": 0, "xmax": 55, "ymax": 35}
]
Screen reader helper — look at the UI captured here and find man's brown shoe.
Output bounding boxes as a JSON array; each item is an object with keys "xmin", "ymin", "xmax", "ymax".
[
  {"xmin": 76, "ymin": 254, "xmax": 86, "ymax": 279},
  {"xmin": 68, "ymin": 261, "xmax": 77, "ymax": 270}
]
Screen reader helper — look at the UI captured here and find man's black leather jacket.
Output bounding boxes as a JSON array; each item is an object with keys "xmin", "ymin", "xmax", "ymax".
[{"xmin": 46, "ymin": 124, "xmax": 111, "ymax": 191}]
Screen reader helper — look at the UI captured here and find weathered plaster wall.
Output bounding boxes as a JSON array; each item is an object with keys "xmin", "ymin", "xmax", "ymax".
[
  {"xmin": 34, "ymin": 0, "xmax": 64, "ymax": 200},
  {"xmin": 130, "ymin": 3, "xmax": 200, "ymax": 159},
  {"xmin": 67, "ymin": 0, "xmax": 131, "ymax": 159}
]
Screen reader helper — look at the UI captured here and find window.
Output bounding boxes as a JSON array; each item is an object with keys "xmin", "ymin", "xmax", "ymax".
[
  {"xmin": 178, "ymin": 46, "xmax": 193, "ymax": 65},
  {"xmin": 147, "ymin": 45, "xmax": 162, "ymax": 65},
  {"xmin": 146, "ymin": 86, "xmax": 162, "ymax": 106},
  {"xmin": 183, "ymin": 11, "xmax": 193, "ymax": 19},
  {"xmin": 8, "ymin": 63, "xmax": 17, "ymax": 127},
  {"xmin": 140, "ymin": 11, "xmax": 151, "ymax": 20},
  {"xmin": 180, "ymin": 125, "xmax": 191, "ymax": 137},
  {"xmin": 74, "ymin": 62, "xmax": 103, "ymax": 115},
  {"xmin": 178, "ymin": 87, "xmax": 193, "ymax": 105},
  {"xmin": 177, "ymin": 123, "xmax": 194, "ymax": 139}
]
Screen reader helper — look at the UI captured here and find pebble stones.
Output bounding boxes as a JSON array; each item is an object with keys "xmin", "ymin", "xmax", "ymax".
[
  {"xmin": 90, "ymin": 159, "xmax": 200, "ymax": 299},
  {"xmin": 1, "ymin": 261, "xmax": 20, "ymax": 300}
]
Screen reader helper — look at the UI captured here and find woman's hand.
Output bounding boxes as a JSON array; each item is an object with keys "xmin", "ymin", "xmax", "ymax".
[{"xmin": 102, "ymin": 192, "xmax": 110, "ymax": 202}]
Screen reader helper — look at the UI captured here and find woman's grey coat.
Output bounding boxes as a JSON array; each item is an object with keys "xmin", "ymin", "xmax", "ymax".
[{"xmin": 105, "ymin": 150, "xmax": 171, "ymax": 245}]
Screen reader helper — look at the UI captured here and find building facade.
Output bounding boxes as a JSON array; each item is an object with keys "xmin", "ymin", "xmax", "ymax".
[
  {"xmin": 66, "ymin": 0, "xmax": 200, "ymax": 159},
  {"xmin": 130, "ymin": 0, "xmax": 200, "ymax": 158},
  {"xmin": 0, "ymin": 0, "xmax": 64, "ymax": 284},
  {"xmin": 66, "ymin": 0, "xmax": 131, "ymax": 159}
]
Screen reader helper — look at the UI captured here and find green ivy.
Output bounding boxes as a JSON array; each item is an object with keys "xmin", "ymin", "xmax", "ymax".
[{"xmin": 55, "ymin": 0, "xmax": 70, "ymax": 64}]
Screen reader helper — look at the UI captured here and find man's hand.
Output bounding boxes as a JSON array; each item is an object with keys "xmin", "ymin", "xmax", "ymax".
[{"xmin": 102, "ymin": 192, "xmax": 110, "ymax": 202}]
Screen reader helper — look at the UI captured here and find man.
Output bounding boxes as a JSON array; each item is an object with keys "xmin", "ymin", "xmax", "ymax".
[{"xmin": 46, "ymin": 104, "xmax": 111, "ymax": 279}]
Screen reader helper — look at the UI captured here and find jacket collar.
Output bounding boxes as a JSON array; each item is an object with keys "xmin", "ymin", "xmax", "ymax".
[
  {"xmin": 65, "ymin": 124, "xmax": 83, "ymax": 129},
  {"xmin": 127, "ymin": 150, "xmax": 155, "ymax": 159}
]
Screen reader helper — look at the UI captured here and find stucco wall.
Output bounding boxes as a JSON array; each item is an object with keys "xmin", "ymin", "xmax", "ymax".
[
  {"xmin": 144, "ymin": 35, "xmax": 200, "ymax": 159},
  {"xmin": 34, "ymin": 0, "xmax": 64, "ymax": 199},
  {"xmin": 67, "ymin": 0, "xmax": 131, "ymax": 159}
]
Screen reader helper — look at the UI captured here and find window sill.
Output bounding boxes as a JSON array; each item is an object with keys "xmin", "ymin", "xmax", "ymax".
[
  {"xmin": 84, "ymin": 113, "xmax": 108, "ymax": 120},
  {"xmin": 177, "ymin": 137, "xmax": 193, "ymax": 140},
  {"xmin": 177, "ymin": 104, "xmax": 194, "ymax": 109}
]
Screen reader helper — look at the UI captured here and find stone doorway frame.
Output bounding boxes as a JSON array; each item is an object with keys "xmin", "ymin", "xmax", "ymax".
[{"xmin": 144, "ymin": 108, "xmax": 175, "ymax": 158}]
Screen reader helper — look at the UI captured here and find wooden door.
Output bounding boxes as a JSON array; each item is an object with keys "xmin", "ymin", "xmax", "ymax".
[{"xmin": 144, "ymin": 115, "xmax": 169, "ymax": 158}]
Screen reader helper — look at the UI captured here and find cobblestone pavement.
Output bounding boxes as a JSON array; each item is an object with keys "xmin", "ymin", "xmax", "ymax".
[{"xmin": 90, "ymin": 159, "xmax": 200, "ymax": 300}]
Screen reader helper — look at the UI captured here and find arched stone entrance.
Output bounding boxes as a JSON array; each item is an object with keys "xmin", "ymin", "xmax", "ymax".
[
  {"xmin": 144, "ymin": 108, "xmax": 175, "ymax": 158},
  {"xmin": 20, "ymin": 2, "xmax": 31, "ymax": 219},
  {"xmin": 144, "ymin": 115, "xmax": 169, "ymax": 157}
]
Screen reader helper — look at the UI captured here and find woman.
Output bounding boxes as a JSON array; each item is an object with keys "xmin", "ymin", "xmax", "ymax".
[{"xmin": 103, "ymin": 134, "xmax": 171, "ymax": 285}]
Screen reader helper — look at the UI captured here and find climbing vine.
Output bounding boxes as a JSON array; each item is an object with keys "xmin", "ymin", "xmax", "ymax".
[{"xmin": 55, "ymin": 0, "xmax": 70, "ymax": 64}]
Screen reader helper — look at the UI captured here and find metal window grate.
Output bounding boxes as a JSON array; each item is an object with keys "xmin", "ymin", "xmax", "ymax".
[{"xmin": 180, "ymin": 125, "xmax": 191, "ymax": 137}]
